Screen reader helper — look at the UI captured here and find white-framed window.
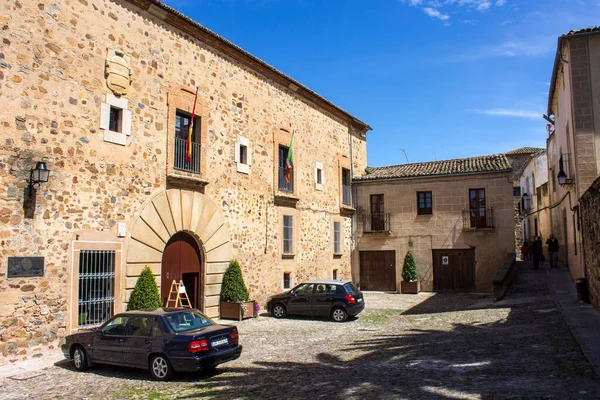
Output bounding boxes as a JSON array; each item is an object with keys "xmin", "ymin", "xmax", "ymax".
[
  {"xmin": 283, "ymin": 272, "xmax": 292, "ymax": 289},
  {"xmin": 314, "ymin": 161, "xmax": 324, "ymax": 191},
  {"xmin": 99, "ymin": 93, "xmax": 132, "ymax": 146},
  {"xmin": 283, "ymin": 215, "xmax": 293, "ymax": 254},
  {"xmin": 333, "ymin": 221, "xmax": 341, "ymax": 255},
  {"xmin": 235, "ymin": 136, "xmax": 252, "ymax": 174}
]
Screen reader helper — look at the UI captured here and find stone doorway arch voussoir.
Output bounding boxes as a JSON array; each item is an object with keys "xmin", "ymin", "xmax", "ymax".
[{"xmin": 125, "ymin": 189, "xmax": 232, "ymax": 318}]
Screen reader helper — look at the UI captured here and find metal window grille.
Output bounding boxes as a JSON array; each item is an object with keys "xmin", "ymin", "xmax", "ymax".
[
  {"xmin": 333, "ymin": 222, "xmax": 341, "ymax": 254},
  {"xmin": 78, "ymin": 250, "xmax": 115, "ymax": 329},
  {"xmin": 283, "ymin": 215, "xmax": 293, "ymax": 254}
]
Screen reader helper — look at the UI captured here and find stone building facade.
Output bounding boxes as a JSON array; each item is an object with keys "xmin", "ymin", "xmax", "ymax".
[
  {"xmin": 580, "ymin": 176, "xmax": 600, "ymax": 308},
  {"xmin": 0, "ymin": 0, "xmax": 369, "ymax": 363},
  {"xmin": 517, "ymin": 151, "xmax": 551, "ymax": 249},
  {"xmin": 546, "ymin": 28, "xmax": 600, "ymax": 292},
  {"xmin": 353, "ymin": 155, "xmax": 515, "ymax": 293}
]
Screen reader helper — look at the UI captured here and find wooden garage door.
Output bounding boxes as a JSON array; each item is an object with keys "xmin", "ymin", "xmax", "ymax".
[
  {"xmin": 360, "ymin": 250, "xmax": 396, "ymax": 291},
  {"xmin": 432, "ymin": 249, "xmax": 475, "ymax": 292}
]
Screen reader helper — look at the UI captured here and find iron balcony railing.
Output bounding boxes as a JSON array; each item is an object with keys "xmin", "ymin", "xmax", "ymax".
[
  {"xmin": 462, "ymin": 207, "xmax": 494, "ymax": 229},
  {"xmin": 174, "ymin": 137, "xmax": 201, "ymax": 173},
  {"xmin": 342, "ymin": 185, "xmax": 351, "ymax": 205},
  {"xmin": 278, "ymin": 166, "xmax": 294, "ymax": 192},
  {"xmin": 363, "ymin": 213, "xmax": 390, "ymax": 232}
]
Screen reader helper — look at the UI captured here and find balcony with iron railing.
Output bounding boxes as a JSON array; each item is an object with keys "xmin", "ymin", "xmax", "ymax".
[
  {"xmin": 174, "ymin": 137, "xmax": 201, "ymax": 174},
  {"xmin": 342, "ymin": 184, "xmax": 351, "ymax": 205},
  {"xmin": 363, "ymin": 213, "xmax": 391, "ymax": 233},
  {"xmin": 462, "ymin": 207, "xmax": 494, "ymax": 230},
  {"xmin": 278, "ymin": 166, "xmax": 294, "ymax": 193}
]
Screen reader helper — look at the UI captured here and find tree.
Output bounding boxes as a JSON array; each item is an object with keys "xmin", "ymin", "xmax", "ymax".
[
  {"xmin": 220, "ymin": 259, "xmax": 250, "ymax": 302},
  {"xmin": 127, "ymin": 266, "xmax": 162, "ymax": 310},
  {"xmin": 402, "ymin": 251, "xmax": 419, "ymax": 282}
]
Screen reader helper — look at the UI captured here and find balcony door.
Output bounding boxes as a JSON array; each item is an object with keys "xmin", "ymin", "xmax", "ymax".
[
  {"xmin": 174, "ymin": 110, "xmax": 201, "ymax": 173},
  {"xmin": 469, "ymin": 189, "xmax": 486, "ymax": 228},
  {"xmin": 370, "ymin": 194, "xmax": 385, "ymax": 231}
]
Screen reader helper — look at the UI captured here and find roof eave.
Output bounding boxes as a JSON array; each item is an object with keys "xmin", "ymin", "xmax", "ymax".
[
  {"xmin": 547, "ymin": 37, "xmax": 563, "ymax": 116},
  {"xmin": 126, "ymin": 0, "xmax": 371, "ymax": 133},
  {"xmin": 354, "ymin": 168, "xmax": 512, "ymax": 183}
]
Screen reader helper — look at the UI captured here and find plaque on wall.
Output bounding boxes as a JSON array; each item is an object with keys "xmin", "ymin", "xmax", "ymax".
[{"xmin": 6, "ymin": 257, "xmax": 44, "ymax": 278}]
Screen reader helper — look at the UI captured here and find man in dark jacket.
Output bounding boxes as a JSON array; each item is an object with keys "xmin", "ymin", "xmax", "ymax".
[
  {"xmin": 546, "ymin": 234, "xmax": 560, "ymax": 268},
  {"xmin": 532, "ymin": 236, "xmax": 543, "ymax": 270}
]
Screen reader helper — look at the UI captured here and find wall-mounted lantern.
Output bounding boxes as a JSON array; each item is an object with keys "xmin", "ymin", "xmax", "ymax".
[
  {"xmin": 28, "ymin": 161, "xmax": 51, "ymax": 196},
  {"xmin": 557, "ymin": 154, "xmax": 572, "ymax": 186}
]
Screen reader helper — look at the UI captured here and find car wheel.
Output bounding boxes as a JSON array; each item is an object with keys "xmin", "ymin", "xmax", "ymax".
[
  {"xmin": 72, "ymin": 346, "xmax": 88, "ymax": 371},
  {"xmin": 331, "ymin": 307, "xmax": 347, "ymax": 322},
  {"xmin": 272, "ymin": 303, "xmax": 287, "ymax": 319},
  {"xmin": 150, "ymin": 354, "xmax": 174, "ymax": 381}
]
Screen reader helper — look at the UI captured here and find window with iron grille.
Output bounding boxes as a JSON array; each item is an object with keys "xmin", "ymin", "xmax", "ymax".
[
  {"xmin": 78, "ymin": 250, "xmax": 115, "ymax": 329},
  {"xmin": 278, "ymin": 146, "xmax": 293, "ymax": 192},
  {"xmin": 333, "ymin": 221, "xmax": 341, "ymax": 254},
  {"xmin": 283, "ymin": 215, "xmax": 293, "ymax": 254},
  {"xmin": 333, "ymin": 269, "xmax": 338, "ymax": 280},
  {"xmin": 417, "ymin": 191, "xmax": 432, "ymax": 215}
]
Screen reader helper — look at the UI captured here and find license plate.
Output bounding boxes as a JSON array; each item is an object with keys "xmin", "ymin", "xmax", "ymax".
[
  {"xmin": 211, "ymin": 338, "xmax": 228, "ymax": 347},
  {"xmin": 357, "ymin": 298, "xmax": 363, "ymax": 303}
]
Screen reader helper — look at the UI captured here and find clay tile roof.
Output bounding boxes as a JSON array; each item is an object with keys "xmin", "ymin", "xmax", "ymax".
[
  {"xmin": 563, "ymin": 27, "xmax": 600, "ymax": 36},
  {"xmin": 355, "ymin": 154, "xmax": 511, "ymax": 181},
  {"xmin": 504, "ymin": 147, "xmax": 545, "ymax": 156}
]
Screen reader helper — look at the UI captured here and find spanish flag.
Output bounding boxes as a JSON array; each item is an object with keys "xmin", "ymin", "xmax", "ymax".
[
  {"xmin": 285, "ymin": 132, "xmax": 295, "ymax": 183},
  {"xmin": 186, "ymin": 87, "xmax": 199, "ymax": 162}
]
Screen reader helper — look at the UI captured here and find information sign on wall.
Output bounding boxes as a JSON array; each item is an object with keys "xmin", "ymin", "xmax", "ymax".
[{"xmin": 6, "ymin": 257, "xmax": 44, "ymax": 278}]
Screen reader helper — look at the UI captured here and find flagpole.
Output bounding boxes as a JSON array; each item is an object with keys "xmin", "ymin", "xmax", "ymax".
[{"xmin": 186, "ymin": 86, "xmax": 199, "ymax": 163}]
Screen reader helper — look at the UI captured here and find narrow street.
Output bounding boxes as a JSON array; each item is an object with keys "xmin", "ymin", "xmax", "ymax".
[{"xmin": 1, "ymin": 262, "xmax": 598, "ymax": 400}]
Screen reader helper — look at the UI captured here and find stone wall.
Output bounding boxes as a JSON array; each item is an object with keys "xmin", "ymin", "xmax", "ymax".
[
  {"xmin": 354, "ymin": 172, "xmax": 515, "ymax": 292},
  {"xmin": 0, "ymin": 0, "xmax": 367, "ymax": 363},
  {"xmin": 580, "ymin": 175, "xmax": 600, "ymax": 310}
]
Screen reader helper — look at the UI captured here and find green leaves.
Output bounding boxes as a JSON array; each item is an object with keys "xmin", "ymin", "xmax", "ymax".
[
  {"xmin": 402, "ymin": 251, "xmax": 419, "ymax": 282},
  {"xmin": 127, "ymin": 266, "xmax": 162, "ymax": 311},
  {"xmin": 220, "ymin": 259, "xmax": 250, "ymax": 302}
]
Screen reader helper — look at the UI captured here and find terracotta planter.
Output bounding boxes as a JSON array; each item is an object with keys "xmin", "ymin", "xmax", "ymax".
[
  {"xmin": 401, "ymin": 281, "xmax": 420, "ymax": 294},
  {"xmin": 219, "ymin": 300, "xmax": 255, "ymax": 321}
]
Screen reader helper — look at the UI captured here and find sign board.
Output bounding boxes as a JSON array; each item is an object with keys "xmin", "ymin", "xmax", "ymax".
[
  {"xmin": 117, "ymin": 222, "xmax": 126, "ymax": 238},
  {"xmin": 441, "ymin": 255, "xmax": 449, "ymax": 266},
  {"xmin": 178, "ymin": 282, "xmax": 187, "ymax": 294},
  {"xmin": 7, "ymin": 257, "xmax": 44, "ymax": 278}
]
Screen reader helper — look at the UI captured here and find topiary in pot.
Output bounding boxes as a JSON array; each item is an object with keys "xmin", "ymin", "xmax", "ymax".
[
  {"xmin": 220, "ymin": 260, "xmax": 254, "ymax": 320},
  {"xmin": 401, "ymin": 251, "xmax": 420, "ymax": 294},
  {"xmin": 127, "ymin": 266, "xmax": 162, "ymax": 310}
]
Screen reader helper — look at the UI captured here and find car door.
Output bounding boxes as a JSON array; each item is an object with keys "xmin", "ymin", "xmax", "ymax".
[
  {"xmin": 92, "ymin": 316, "xmax": 129, "ymax": 363},
  {"xmin": 310, "ymin": 284, "xmax": 337, "ymax": 317},
  {"xmin": 287, "ymin": 283, "xmax": 314, "ymax": 315},
  {"xmin": 121, "ymin": 316, "xmax": 154, "ymax": 367}
]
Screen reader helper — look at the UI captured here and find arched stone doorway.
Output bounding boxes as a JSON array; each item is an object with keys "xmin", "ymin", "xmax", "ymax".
[
  {"xmin": 161, "ymin": 231, "xmax": 203, "ymax": 309},
  {"xmin": 125, "ymin": 189, "xmax": 233, "ymax": 318}
]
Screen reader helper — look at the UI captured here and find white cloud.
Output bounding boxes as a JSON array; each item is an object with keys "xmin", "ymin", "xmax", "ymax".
[
  {"xmin": 467, "ymin": 108, "xmax": 541, "ymax": 119},
  {"xmin": 423, "ymin": 7, "xmax": 450, "ymax": 21},
  {"xmin": 496, "ymin": 0, "xmax": 506, "ymax": 5}
]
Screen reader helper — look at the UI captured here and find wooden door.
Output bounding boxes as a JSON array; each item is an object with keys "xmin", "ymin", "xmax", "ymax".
[
  {"xmin": 469, "ymin": 189, "xmax": 486, "ymax": 228},
  {"xmin": 161, "ymin": 232, "xmax": 203, "ymax": 309},
  {"xmin": 370, "ymin": 194, "xmax": 385, "ymax": 231},
  {"xmin": 433, "ymin": 249, "xmax": 475, "ymax": 292},
  {"xmin": 359, "ymin": 250, "xmax": 396, "ymax": 291}
]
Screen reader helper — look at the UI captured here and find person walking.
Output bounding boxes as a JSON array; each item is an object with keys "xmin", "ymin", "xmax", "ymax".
[
  {"xmin": 546, "ymin": 233, "xmax": 560, "ymax": 268},
  {"xmin": 520, "ymin": 241, "xmax": 531, "ymax": 262},
  {"xmin": 532, "ymin": 236, "xmax": 543, "ymax": 270}
]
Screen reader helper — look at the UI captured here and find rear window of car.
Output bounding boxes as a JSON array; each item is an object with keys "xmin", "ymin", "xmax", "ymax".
[
  {"xmin": 344, "ymin": 283, "xmax": 360, "ymax": 295},
  {"xmin": 164, "ymin": 310, "xmax": 213, "ymax": 333}
]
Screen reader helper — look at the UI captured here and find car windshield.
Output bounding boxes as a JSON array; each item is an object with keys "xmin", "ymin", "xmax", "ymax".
[{"xmin": 164, "ymin": 310, "xmax": 213, "ymax": 333}]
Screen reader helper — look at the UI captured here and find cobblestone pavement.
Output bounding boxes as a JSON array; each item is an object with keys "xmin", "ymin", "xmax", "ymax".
[{"xmin": 1, "ymin": 273, "xmax": 599, "ymax": 399}]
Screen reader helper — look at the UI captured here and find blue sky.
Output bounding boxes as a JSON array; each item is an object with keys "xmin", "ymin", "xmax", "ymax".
[{"xmin": 163, "ymin": 0, "xmax": 600, "ymax": 166}]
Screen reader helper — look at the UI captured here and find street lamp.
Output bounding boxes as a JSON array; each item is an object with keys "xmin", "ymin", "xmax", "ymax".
[{"xmin": 28, "ymin": 161, "xmax": 50, "ymax": 196}]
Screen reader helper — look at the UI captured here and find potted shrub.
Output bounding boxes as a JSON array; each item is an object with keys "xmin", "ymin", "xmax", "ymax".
[
  {"xmin": 401, "ymin": 251, "xmax": 420, "ymax": 294},
  {"xmin": 128, "ymin": 266, "xmax": 162, "ymax": 310},
  {"xmin": 219, "ymin": 259, "xmax": 255, "ymax": 320}
]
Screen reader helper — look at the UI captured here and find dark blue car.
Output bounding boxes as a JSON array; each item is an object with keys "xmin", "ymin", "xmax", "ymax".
[
  {"xmin": 61, "ymin": 308, "xmax": 242, "ymax": 381},
  {"xmin": 267, "ymin": 280, "xmax": 365, "ymax": 322}
]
